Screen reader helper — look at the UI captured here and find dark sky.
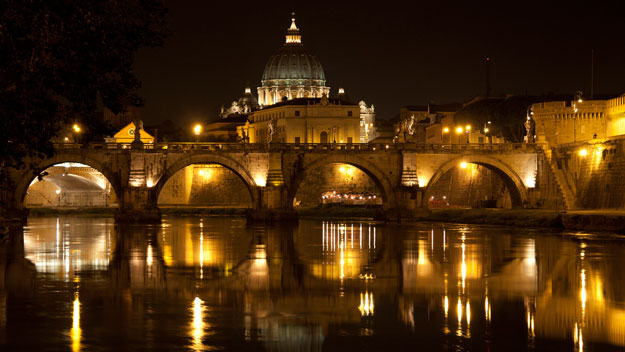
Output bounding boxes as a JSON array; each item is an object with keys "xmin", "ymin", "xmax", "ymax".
[{"xmin": 134, "ymin": 1, "xmax": 625, "ymax": 126}]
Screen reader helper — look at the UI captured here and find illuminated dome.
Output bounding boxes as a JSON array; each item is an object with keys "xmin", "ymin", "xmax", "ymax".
[{"xmin": 258, "ymin": 13, "xmax": 330, "ymax": 106}]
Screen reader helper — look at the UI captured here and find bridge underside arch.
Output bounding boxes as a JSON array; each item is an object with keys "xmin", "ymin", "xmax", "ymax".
[
  {"xmin": 155, "ymin": 154, "xmax": 259, "ymax": 209},
  {"xmin": 288, "ymin": 154, "xmax": 396, "ymax": 210},
  {"xmin": 424, "ymin": 156, "xmax": 528, "ymax": 209},
  {"xmin": 15, "ymin": 153, "xmax": 121, "ymax": 210}
]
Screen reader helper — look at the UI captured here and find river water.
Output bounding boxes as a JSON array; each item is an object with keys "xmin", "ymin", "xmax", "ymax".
[{"xmin": 1, "ymin": 216, "xmax": 624, "ymax": 351}]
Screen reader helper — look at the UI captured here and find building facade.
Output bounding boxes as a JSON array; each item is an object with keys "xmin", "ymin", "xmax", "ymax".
[
  {"xmin": 532, "ymin": 93, "xmax": 625, "ymax": 145},
  {"xmin": 238, "ymin": 96, "xmax": 360, "ymax": 144}
]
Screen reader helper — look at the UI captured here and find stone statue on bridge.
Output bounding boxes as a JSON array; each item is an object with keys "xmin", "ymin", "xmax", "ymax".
[{"xmin": 393, "ymin": 114, "xmax": 415, "ymax": 143}]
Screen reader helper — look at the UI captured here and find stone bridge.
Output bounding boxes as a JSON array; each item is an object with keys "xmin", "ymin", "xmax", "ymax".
[{"xmin": 1, "ymin": 142, "xmax": 544, "ymax": 222}]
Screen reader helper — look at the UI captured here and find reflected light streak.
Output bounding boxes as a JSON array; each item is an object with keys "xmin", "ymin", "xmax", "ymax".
[
  {"xmin": 581, "ymin": 269, "xmax": 587, "ymax": 310},
  {"xmin": 147, "ymin": 245, "xmax": 153, "ymax": 267},
  {"xmin": 71, "ymin": 293, "xmax": 81, "ymax": 352},
  {"xmin": 359, "ymin": 292, "xmax": 374, "ymax": 316},
  {"xmin": 457, "ymin": 298, "xmax": 462, "ymax": 323},
  {"xmin": 191, "ymin": 297, "xmax": 204, "ymax": 350},
  {"xmin": 466, "ymin": 301, "xmax": 471, "ymax": 326},
  {"xmin": 444, "ymin": 296, "xmax": 449, "ymax": 318}
]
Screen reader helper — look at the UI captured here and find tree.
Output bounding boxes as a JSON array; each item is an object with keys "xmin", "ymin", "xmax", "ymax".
[{"xmin": 0, "ymin": 0, "xmax": 168, "ymax": 170}]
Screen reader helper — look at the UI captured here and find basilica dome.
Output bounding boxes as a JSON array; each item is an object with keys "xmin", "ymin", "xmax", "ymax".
[
  {"xmin": 261, "ymin": 43, "xmax": 326, "ymax": 85},
  {"xmin": 257, "ymin": 14, "xmax": 330, "ymax": 106}
]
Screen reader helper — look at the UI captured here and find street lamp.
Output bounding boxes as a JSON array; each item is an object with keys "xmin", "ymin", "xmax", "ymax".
[
  {"xmin": 72, "ymin": 123, "xmax": 81, "ymax": 144},
  {"xmin": 193, "ymin": 124, "xmax": 202, "ymax": 143},
  {"xmin": 465, "ymin": 125, "xmax": 471, "ymax": 144}
]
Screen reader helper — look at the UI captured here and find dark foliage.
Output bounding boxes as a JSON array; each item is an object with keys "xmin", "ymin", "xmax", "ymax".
[{"xmin": 0, "ymin": 0, "xmax": 168, "ymax": 170}]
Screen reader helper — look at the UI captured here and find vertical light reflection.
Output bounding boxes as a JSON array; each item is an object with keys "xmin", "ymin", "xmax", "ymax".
[
  {"xmin": 485, "ymin": 295, "xmax": 491, "ymax": 322},
  {"xmin": 444, "ymin": 296, "xmax": 449, "ymax": 318},
  {"xmin": 351, "ymin": 224, "xmax": 354, "ymax": 248},
  {"xmin": 147, "ymin": 245, "xmax": 153, "ymax": 267},
  {"xmin": 70, "ymin": 292, "xmax": 81, "ymax": 352},
  {"xmin": 191, "ymin": 296, "xmax": 204, "ymax": 351},
  {"xmin": 359, "ymin": 292, "xmax": 374, "ymax": 316},
  {"xmin": 466, "ymin": 301, "xmax": 471, "ymax": 326},
  {"xmin": 373, "ymin": 227, "xmax": 376, "ymax": 249},
  {"xmin": 457, "ymin": 298, "xmax": 462, "ymax": 323},
  {"xmin": 461, "ymin": 242, "xmax": 466, "ymax": 292},
  {"xmin": 199, "ymin": 234, "xmax": 204, "ymax": 279},
  {"xmin": 580, "ymin": 269, "xmax": 587, "ymax": 311}
]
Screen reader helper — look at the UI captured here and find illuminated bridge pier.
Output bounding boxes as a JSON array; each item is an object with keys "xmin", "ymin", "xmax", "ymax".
[{"xmin": 2, "ymin": 142, "xmax": 552, "ymax": 223}]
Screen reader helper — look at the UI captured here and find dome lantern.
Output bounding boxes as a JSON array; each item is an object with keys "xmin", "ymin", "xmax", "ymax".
[{"xmin": 285, "ymin": 12, "xmax": 301, "ymax": 44}]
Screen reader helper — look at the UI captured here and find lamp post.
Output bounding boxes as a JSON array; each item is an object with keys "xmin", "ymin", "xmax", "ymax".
[
  {"xmin": 442, "ymin": 126, "xmax": 449, "ymax": 144},
  {"xmin": 194, "ymin": 124, "xmax": 202, "ymax": 144},
  {"xmin": 572, "ymin": 91, "xmax": 583, "ymax": 142},
  {"xmin": 72, "ymin": 123, "xmax": 81, "ymax": 144},
  {"xmin": 455, "ymin": 126, "xmax": 464, "ymax": 144},
  {"xmin": 465, "ymin": 125, "xmax": 471, "ymax": 144}
]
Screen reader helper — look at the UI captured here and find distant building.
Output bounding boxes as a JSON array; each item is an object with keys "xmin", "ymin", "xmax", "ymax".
[
  {"xmin": 238, "ymin": 96, "xmax": 360, "ymax": 144},
  {"xmin": 111, "ymin": 122, "xmax": 154, "ymax": 146},
  {"xmin": 532, "ymin": 93, "xmax": 625, "ymax": 145}
]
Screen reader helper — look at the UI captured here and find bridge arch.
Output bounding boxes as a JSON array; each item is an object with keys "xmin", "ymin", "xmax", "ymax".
[
  {"xmin": 154, "ymin": 154, "xmax": 260, "ymax": 208},
  {"xmin": 424, "ymin": 155, "xmax": 528, "ymax": 208},
  {"xmin": 287, "ymin": 154, "xmax": 397, "ymax": 209},
  {"xmin": 14, "ymin": 152, "xmax": 121, "ymax": 210}
]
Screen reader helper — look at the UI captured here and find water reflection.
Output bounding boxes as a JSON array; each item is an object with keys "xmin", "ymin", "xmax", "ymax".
[{"xmin": 0, "ymin": 217, "xmax": 623, "ymax": 350}]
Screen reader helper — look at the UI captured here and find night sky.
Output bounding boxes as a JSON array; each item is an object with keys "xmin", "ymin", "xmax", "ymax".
[{"xmin": 133, "ymin": 1, "xmax": 625, "ymax": 126}]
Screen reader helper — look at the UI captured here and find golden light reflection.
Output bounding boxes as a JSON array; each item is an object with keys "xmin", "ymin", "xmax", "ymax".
[
  {"xmin": 466, "ymin": 301, "xmax": 471, "ymax": 326},
  {"xmin": 147, "ymin": 244, "xmax": 153, "ymax": 267},
  {"xmin": 191, "ymin": 297, "xmax": 204, "ymax": 350},
  {"xmin": 444, "ymin": 296, "xmax": 449, "ymax": 318},
  {"xmin": 359, "ymin": 292, "xmax": 374, "ymax": 316},
  {"xmin": 457, "ymin": 298, "xmax": 462, "ymax": 323},
  {"xmin": 581, "ymin": 269, "xmax": 587, "ymax": 311},
  {"xmin": 71, "ymin": 293, "xmax": 81, "ymax": 352}
]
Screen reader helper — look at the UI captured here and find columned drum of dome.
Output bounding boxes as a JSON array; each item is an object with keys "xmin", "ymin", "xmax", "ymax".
[{"xmin": 258, "ymin": 14, "xmax": 330, "ymax": 107}]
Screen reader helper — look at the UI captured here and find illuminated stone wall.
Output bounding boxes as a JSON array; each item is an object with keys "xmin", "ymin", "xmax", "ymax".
[
  {"xmin": 158, "ymin": 165, "xmax": 252, "ymax": 206},
  {"xmin": 24, "ymin": 166, "xmax": 117, "ymax": 207},
  {"xmin": 294, "ymin": 163, "xmax": 380, "ymax": 206},
  {"xmin": 555, "ymin": 139, "xmax": 625, "ymax": 209},
  {"xmin": 426, "ymin": 164, "xmax": 512, "ymax": 208}
]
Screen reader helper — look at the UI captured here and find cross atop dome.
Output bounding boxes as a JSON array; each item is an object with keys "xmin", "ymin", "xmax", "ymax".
[{"xmin": 285, "ymin": 12, "xmax": 301, "ymax": 44}]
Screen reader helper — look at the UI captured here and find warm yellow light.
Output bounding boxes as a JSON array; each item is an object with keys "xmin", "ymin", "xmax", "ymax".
[
  {"xmin": 579, "ymin": 149, "xmax": 588, "ymax": 157},
  {"xmin": 192, "ymin": 296, "xmax": 204, "ymax": 349},
  {"xmin": 456, "ymin": 127, "xmax": 463, "ymax": 134},
  {"xmin": 443, "ymin": 127, "xmax": 449, "ymax": 133},
  {"xmin": 71, "ymin": 294, "xmax": 81, "ymax": 352},
  {"xmin": 460, "ymin": 162, "xmax": 468, "ymax": 169},
  {"xmin": 484, "ymin": 128, "xmax": 489, "ymax": 133},
  {"xmin": 340, "ymin": 166, "xmax": 346, "ymax": 173},
  {"xmin": 146, "ymin": 179, "xmax": 154, "ymax": 188},
  {"xmin": 193, "ymin": 124, "xmax": 202, "ymax": 135},
  {"xmin": 72, "ymin": 124, "xmax": 81, "ymax": 133},
  {"xmin": 465, "ymin": 125, "xmax": 471, "ymax": 131}
]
